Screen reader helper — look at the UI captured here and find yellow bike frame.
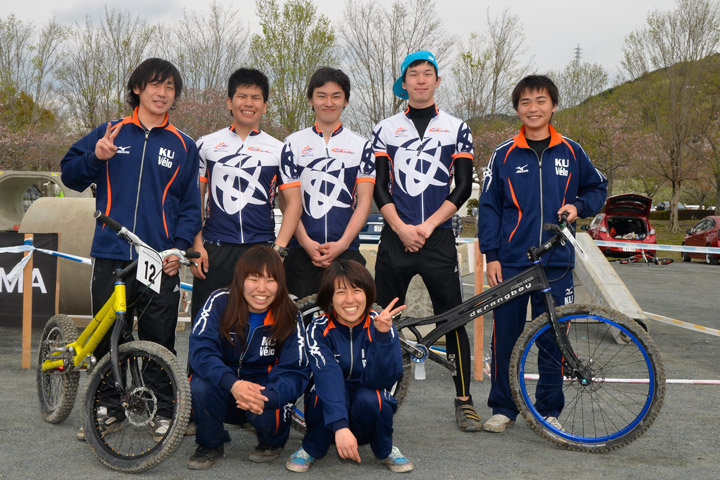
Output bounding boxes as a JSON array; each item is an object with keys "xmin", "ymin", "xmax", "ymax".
[{"xmin": 41, "ymin": 283, "xmax": 127, "ymax": 371}]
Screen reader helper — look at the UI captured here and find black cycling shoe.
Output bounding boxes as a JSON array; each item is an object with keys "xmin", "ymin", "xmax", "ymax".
[
  {"xmin": 455, "ymin": 397, "xmax": 482, "ymax": 431},
  {"xmin": 187, "ymin": 444, "xmax": 224, "ymax": 470}
]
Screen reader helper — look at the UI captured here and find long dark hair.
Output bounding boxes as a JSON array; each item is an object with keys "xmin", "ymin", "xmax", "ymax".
[
  {"xmin": 317, "ymin": 259, "xmax": 376, "ymax": 323},
  {"xmin": 219, "ymin": 246, "xmax": 297, "ymax": 349}
]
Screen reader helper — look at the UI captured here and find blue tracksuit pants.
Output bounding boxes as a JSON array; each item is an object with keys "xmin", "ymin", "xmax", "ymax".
[
  {"xmin": 191, "ymin": 375, "xmax": 291, "ymax": 449},
  {"xmin": 302, "ymin": 386, "xmax": 396, "ymax": 460},
  {"xmin": 487, "ymin": 266, "xmax": 574, "ymax": 420}
]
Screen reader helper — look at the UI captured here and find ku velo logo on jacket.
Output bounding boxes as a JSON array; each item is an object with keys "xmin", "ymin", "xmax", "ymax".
[
  {"xmin": 158, "ymin": 147, "xmax": 175, "ymax": 168},
  {"xmin": 554, "ymin": 157, "xmax": 569, "ymax": 177}
]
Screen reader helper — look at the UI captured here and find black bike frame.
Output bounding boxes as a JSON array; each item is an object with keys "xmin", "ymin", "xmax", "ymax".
[{"xmin": 395, "ymin": 227, "xmax": 593, "ymax": 384}]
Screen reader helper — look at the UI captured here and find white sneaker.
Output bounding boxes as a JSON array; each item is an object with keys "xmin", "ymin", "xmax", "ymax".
[
  {"xmin": 544, "ymin": 416, "xmax": 563, "ymax": 430},
  {"xmin": 483, "ymin": 414, "xmax": 514, "ymax": 433},
  {"xmin": 151, "ymin": 417, "xmax": 171, "ymax": 442}
]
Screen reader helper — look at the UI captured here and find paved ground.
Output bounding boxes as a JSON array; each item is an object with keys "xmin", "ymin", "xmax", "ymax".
[{"xmin": 0, "ymin": 262, "xmax": 718, "ymax": 479}]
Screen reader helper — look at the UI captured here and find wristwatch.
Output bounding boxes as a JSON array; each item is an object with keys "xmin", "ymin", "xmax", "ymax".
[{"xmin": 271, "ymin": 243, "xmax": 289, "ymax": 258}]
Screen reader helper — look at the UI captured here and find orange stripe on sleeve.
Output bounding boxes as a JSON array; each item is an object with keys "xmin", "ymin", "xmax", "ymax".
[
  {"xmin": 507, "ymin": 179, "xmax": 522, "ymax": 243},
  {"xmin": 165, "ymin": 124, "xmax": 188, "ymax": 152},
  {"xmin": 356, "ymin": 177, "xmax": 376, "ymax": 184},
  {"xmin": 376, "ymin": 390, "xmax": 382, "ymax": 411},
  {"xmin": 279, "ymin": 181, "xmax": 300, "ymax": 191},
  {"xmin": 503, "ymin": 143, "xmax": 517, "ymax": 164},
  {"xmin": 162, "ymin": 166, "xmax": 181, "ymax": 238},
  {"xmin": 563, "ymin": 172, "xmax": 572, "ymax": 206},
  {"xmin": 452, "ymin": 152, "xmax": 473, "ymax": 160}
]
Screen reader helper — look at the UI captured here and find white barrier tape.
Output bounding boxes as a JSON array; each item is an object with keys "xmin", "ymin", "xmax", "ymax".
[
  {"xmin": 644, "ymin": 311, "xmax": 720, "ymax": 337},
  {"xmin": 594, "ymin": 240, "xmax": 720, "ymax": 254},
  {"xmin": 4, "ymin": 250, "xmax": 33, "ymax": 284},
  {"xmin": 0, "ymin": 244, "xmax": 92, "ymax": 265}
]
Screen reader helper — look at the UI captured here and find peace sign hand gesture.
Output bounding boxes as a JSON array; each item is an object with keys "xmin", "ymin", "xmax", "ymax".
[
  {"xmin": 95, "ymin": 122, "xmax": 122, "ymax": 161},
  {"xmin": 374, "ymin": 297, "xmax": 406, "ymax": 333}
]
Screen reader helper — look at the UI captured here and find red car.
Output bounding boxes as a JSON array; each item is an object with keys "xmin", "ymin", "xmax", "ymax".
[
  {"xmin": 584, "ymin": 193, "xmax": 656, "ymax": 256},
  {"xmin": 682, "ymin": 215, "xmax": 720, "ymax": 264}
]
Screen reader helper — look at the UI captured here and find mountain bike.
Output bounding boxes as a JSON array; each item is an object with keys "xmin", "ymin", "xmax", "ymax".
[
  {"xmin": 36, "ymin": 211, "xmax": 198, "ymax": 472},
  {"xmin": 295, "ymin": 217, "xmax": 666, "ymax": 452}
]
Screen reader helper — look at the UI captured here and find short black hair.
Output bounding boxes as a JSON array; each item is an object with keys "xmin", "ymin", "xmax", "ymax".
[
  {"xmin": 512, "ymin": 75, "xmax": 559, "ymax": 110},
  {"xmin": 402, "ymin": 59, "xmax": 438, "ymax": 82},
  {"xmin": 317, "ymin": 259, "xmax": 376, "ymax": 323},
  {"xmin": 306, "ymin": 67, "xmax": 351, "ymax": 101},
  {"xmin": 126, "ymin": 58, "xmax": 183, "ymax": 110},
  {"xmin": 228, "ymin": 68, "xmax": 269, "ymax": 102}
]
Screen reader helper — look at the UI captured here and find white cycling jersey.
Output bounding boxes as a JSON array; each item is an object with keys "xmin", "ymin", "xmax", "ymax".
[
  {"xmin": 198, "ymin": 126, "xmax": 300, "ymax": 244},
  {"xmin": 282, "ymin": 123, "xmax": 375, "ymax": 249}
]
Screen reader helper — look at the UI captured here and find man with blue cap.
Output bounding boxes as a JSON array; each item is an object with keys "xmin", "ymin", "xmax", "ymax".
[{"xmin": 371, "ymin": 50, "xmax": 480, "ymax": 431}]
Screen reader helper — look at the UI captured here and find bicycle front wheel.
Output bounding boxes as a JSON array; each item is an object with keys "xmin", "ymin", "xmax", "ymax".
[
  {"xmin": 509, "ymin": 304, "xmax": 665, "ymax": 453},
  {"xmin": 83, "ymin": 341, "xmax": 191, "ymax": 472},
  {"xmin": 36, "ymin": 314, "xmax": 80, "ymax": 423}
]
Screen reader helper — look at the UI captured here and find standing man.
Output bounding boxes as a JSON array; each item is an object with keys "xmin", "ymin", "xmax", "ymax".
[
  {"xmin": 61, "ymin": 58, "xmax": 201, "ymax": 439},
  {"xmin": 371, "ymin": 51, "xmax": 480, "ymax": 431},
  {"xmin": 477, "ymin": 75, "xmax": 607, "ymax": 433},
  {"xmin": 189, "ymin": 68, "xmax": 302, "ymax": 323},
  {"xmin": 282, "ymin": 67, "xmax": 375, "ymax": 299}
]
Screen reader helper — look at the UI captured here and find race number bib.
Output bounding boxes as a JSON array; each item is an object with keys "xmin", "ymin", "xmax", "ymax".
[{"xmin": 136, "ymin": 247, "xmax": 162, "ymax": 293}]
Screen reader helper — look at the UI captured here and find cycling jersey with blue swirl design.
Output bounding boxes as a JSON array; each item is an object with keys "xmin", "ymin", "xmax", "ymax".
[
  {"xmin": 282, "ymin": 123, "xmax": 375, "ymax": 250},
  {"xmin": 197, "ymin": 126, "xmax": 300, "ymax": 244},
  {"xmin": 371, "ymin": 107, "xmax": 473, "ymax": 228}
]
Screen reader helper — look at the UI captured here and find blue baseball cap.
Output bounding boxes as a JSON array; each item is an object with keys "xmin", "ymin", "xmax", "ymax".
[{"xmin": 392, "ymin": 50, "xmax": 439, "ymax": 100}]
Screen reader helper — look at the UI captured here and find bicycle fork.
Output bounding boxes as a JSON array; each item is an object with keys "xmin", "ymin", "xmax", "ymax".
[{"xmin": 543, "ymin": 294, "xmax": 594, "ymax": 385}]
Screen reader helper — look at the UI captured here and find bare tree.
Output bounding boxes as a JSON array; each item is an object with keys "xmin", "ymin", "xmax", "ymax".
[
  {"xmin": 484, "ymin": 8, "xmax": 531, "ymax": 115},
  {"xmin": 451, "ymin": 33, "xmax": 492, "ymax": 121},
  {"xmin": 550, "ymin": 58, "xmax": 609, "ymax": 110},
  {"xmin": 30, "ymin": 19, "xmax": 68, "ymax": 121},
  {"xmin": 620, "ymin": 0, "xmax": 720, "ymax": 231},
  {"xmin": 0, "ymin": 15, "xmax": 67, "ymax": 124},
  {"xmin": 339, "ymin": 0, "xmax": 455, "ymax": 135},
  {"xmin": 250, "ymin": 0, "xmax": 336, "ymax": 137},
  {"xmin": 449, "ymin": 7, "xmax": 531, "ymax": 125},
  {"xmin": 56, "ymin": 9, "xmax": 154, "ymax": 132},
  {"xmin": 0, "ymin": 14, "xmax": 34, "ymax": 93},
  {"xmin": 157, "ymin": 1, "xmax": 249, "ymax": 103}
]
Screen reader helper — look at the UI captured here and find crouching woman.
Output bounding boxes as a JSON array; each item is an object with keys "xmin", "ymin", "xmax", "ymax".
[
  {"xmin": 188, "ymin": 245, "xmax": 309, "ymax": 470},
  {"xmin": 286, "ymin": 259, "xmax": 413, "ymax": 473}
]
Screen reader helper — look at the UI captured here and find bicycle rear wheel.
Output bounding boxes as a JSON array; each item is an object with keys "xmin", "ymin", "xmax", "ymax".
[
  {"xmin": 83, "ymin": 341, "xmax": 190, "ymax": 472},
  {"xmin": 509, "ymin": 304, "xmax": 665, "ymax": 453},
  {"xmin": 36, "ymin": 314, "xmax": 80, "ymax": 423}
]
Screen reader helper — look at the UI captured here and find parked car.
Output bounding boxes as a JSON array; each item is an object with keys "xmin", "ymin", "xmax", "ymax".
[
  {"xmin": 359, "ymin": 212, "xmax": 384, "ymax": 243},
  {"xmin": 583, "ymin": 193, "xmax": 656, "ymax": 256},
  {"xmin": 681, "ymin": 215, "xmax": 720, "ymax": 264},
  {"xmin": 654, "ymin": 201, "xmax": 686, "ymax": 211}
]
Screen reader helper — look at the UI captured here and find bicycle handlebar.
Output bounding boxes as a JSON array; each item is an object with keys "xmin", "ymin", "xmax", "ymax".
[
  {"xmin": 93, "ymin": 210, "xmax": 197, "ymax": 265},
  {"xmin": 94, "ymin": 210, "xmax": 123, "ymax": 232}
]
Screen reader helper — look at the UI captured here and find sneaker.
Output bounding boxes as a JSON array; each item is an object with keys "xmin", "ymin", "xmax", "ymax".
[
  {"xmin": 544, "ymin": 416, "xmax": 563, "ymax": 430},
  {"xmin": 454, "ymin": 398, "xmax": 482, "ymax": 431},
  {"xmin": 286, "ymin": 447, "xmax": 316, "ymax": 473},
  {"xmin": 78, "ymin": 415, "xmax": 122, "ymax": 441},
  {"xmin": 483, "ymin": 413, "xmax": 515, "ymax": 433},
  {"xmin": 249, "ymin": 444, "xmax": 283, "ymax": 463},
  {"xmin": 151, "ymin": 417, "xmax": 171, "ymax": 442},
  {"xmin": 378, "ymin": 446, "xmax": 414, "ymax": 473},
  {"xmin": 187, "ymin": 444, "xmax": 224, "ymax": 470}
]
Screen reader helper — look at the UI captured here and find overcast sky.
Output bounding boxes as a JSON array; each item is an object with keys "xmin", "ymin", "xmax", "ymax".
[{"xmin": 5, "ymin": 0, "xmax": 680, "ymax": 80}]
